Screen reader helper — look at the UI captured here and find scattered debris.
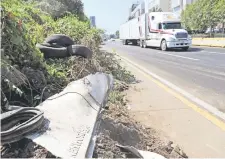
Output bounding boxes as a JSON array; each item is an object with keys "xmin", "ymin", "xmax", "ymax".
[
  {"xmin": 26, "ymin": 73, "xmax": 113, "ymax": 158},
  {"xmin": 1, "ymin": 73, "xmax": 113, "ymax": 158},
  {"xmin": 2, "ymin": 1, "xmax": 151, "ymax": 158}
]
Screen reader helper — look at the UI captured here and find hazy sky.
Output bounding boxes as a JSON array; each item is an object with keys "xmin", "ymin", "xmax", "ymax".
[{"xmin": 82, "ymin": 0, "xmax": 140, "ymax": 34}]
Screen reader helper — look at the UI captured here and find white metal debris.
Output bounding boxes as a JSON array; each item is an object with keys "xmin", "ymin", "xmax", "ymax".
[{"xmin": 27, "ymin": 73, "xmax": 113, "ymax": 158}]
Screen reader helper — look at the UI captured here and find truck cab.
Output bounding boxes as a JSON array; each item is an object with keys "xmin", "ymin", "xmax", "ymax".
[
  {"xmin": 142, "ymin": 12, "xmax": 192, "ymax": 51},
  {"xmin": 120, "ymin": 11, "xmax": 192, "ymax": 51}
]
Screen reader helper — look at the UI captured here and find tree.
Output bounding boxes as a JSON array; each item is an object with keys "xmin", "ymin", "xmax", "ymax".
[
  {"xmin": 115, "ymin": 30, "xmax": 119, "ymax": 39},
  {"xmin": 213, "ymin": 0, "xmax": 225, "ymax": 34},
  {"xmin": 181, "ymin": 0, "xmax": 224, "ymax": 36},
  {"xmin": 109, "ymin": 34, "xmax": 115, "ymax": 39},
  {"xmin": 57, "ymin": 0, "xmax": 85, "ymax": 19},
  {"xmin": 201, "ymin": 0, "xmax": 219, "ymax": 36},
  {"xmin": 181, "ymin": 0, "xmax": 209, "ymax": 31},
  {"xmin": 30, "ymin": 0, "xmax": 85, "ymax": 20}
]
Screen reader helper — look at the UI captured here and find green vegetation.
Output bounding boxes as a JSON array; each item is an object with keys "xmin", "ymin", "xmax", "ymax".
[
  {"xmin": 1, "ymin": 0, "xmax": 135, "ymax": 111},
  {"xmin": 181, "ymin": 0, "xmax": 225, "ymax": 35},
  {"xmin": 115, "ymin": 30, "xmax": 119, "ymax": 39},
  {"xmin": 28, "ymin": 0, "xmax": 87, "ymax": 21}
]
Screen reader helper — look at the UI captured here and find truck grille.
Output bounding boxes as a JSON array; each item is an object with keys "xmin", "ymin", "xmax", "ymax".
[{"xmin": 175, "ymin": 32, "xmax": 188, "ymax": 39}]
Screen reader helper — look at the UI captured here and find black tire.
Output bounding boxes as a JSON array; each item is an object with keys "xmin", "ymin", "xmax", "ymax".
[
  {"xmin": 161, "ymin": 40, "xmax": 167, "ymax": 51},
  {"xmin": 140, "ymin": 40, "xmax": 143, "ymax": 48},
  {"xmin": 123, "ymin": 40, "xmax": 128, "ymax": 45},
  {"xmin": 44, "ymin": 34, "xmax": 74, "ymax": 47},
  {"xmin": 36, "ymin": 43, "xmax": 68, "ymax": 58},
  {"xmin": 40, "ymin": 42, "xmax": 64, "ymax": 48},
  {"xmin": 67, "ymin": 45, "xmax": 93, "ymax": 59},
  {"xmin": 182, "ymin": 47, "xmax": 189, "ymax": 51},
  {"xmin": 143, "ymin": 40, "xmax": 147, "ymax": 48},
  {"xmin": 132, "ymin": 40, "xmax": 137, "ymax": 45}
]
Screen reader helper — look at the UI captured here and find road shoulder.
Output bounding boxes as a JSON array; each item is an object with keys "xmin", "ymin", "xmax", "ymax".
[{"xmin": 119, "ymin": 55, "xmax": 225, "ymax": 158}]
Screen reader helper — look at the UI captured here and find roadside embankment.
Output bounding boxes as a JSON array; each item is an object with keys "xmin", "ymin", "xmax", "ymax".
[{"xmin": 192, "ymin": 38, "xmax": 225, "ymax": 48}]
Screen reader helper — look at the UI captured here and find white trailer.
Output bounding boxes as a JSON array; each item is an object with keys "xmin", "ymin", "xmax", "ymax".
[
  {"xmin": 119, "ymin": 11, "xmax": 192, "ymax": 51},
  {"xmin": 120, "ymin": 18, "xmax": 140, "ymax": 45}
]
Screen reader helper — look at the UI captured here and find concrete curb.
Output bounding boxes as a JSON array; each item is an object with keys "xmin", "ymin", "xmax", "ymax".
[
  {"xmin": 192, "ymin": 44, "xmax": 225, "ymax": 48},
  {"xmin": 192, "ymin": 38, "xmax": 225, "ymax": 48}
]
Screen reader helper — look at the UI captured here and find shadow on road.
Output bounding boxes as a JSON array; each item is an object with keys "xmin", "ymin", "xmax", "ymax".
[
  {"xmin": 166, "ymin": 47, "xmax": 204, "ymax": 52},
  {"xmin": 140, "ymin": 46, "xmax": 204, "ymax": 53},
  {"xmin": 103, "ymin": 42, "xmax": 209, "ymax": 53},
  {"xmin": 113, "ymin": 42, "xmax": 204, "ymax": 53}
]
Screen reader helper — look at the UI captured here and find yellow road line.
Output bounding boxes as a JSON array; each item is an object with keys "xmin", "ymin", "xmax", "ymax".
[{"xmin": 113, "ymin": 49, "xmax": 225, "ymax": 131}]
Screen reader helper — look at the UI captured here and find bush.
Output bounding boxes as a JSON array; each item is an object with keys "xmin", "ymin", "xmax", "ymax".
[{"xmin": 1, "ymin": 0, "xmax": 134, "ymax": 111}]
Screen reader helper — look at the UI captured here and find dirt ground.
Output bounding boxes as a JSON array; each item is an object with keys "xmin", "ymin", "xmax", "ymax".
[{"xmin": 93, "ymin": 91, "xmax": 188, "ymax": 158}]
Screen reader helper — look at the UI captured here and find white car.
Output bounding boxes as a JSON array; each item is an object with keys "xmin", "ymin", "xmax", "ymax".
[{"xmin": 205, "ymin": 28, "xmax": 220, "ymax": 33}]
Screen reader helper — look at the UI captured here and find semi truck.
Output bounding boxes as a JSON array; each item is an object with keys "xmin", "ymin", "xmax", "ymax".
[{"xmin": 120, "ymin": 11, "xmax": 192, "ymax": 51}]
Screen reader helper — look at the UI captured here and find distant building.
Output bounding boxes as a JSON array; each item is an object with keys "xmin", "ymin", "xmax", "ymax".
[
  {"xmin": 128, "ymin": 2, "xmax": 140, "ymax": 20},
  {"xmin": 170, "ymin": 0, "xmax": 198, "ymax": 16},
  {"xmin": 128, "ymin": 0, "xmax": 184, "ymax": 21},
  {"xmin": 127, "ymin": 0, "xmax": 170, "ymax": 21},
  {"xmin": 90, "ymin": 16, "xmax": 96, "ymax": 27},
  {"xmin": 147, "ymin": 0, "xmax": 170, "ymax": 12}
]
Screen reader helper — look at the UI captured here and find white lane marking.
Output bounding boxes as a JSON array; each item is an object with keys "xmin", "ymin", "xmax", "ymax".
[
  {"xmin": 151, "ymin": 58, "xmax": 225, "ymax": 81},
  {"xmin": 200, "ymin": 50, "xmax": 225, "ymax": 55},
  {"xmin": 118, "ymin": 54, "xmax": 225, "ymax": 122},
  {"xmin": 206, "ymin": 144, "xmax": 221, "ymax": 154},
  {"xmin": 157, "ymin": 52, "xmax": 200, "ymax": 61}
]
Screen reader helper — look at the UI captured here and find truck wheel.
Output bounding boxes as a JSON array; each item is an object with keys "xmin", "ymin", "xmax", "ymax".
[
  {"xmin": 143, "ymin": 41, "xmax": 147, "ymax": 48},
  {"xmin": 182, "ymin": 47, "xmax": 189, "ymax": 51},
  {"xmin": 123, "ymin": 40, "xmax": 128, "ymax": 45},
  {"xmin": 140, "ymin": 40, "xmax": 143, "ymax": 48},
  {"xmin": 161, "ymin": 40, "xmax": 167, "ymax": 51},
  {"xmin": 132, "ymin": 40, "xmax": 137, "ymax": 45}
]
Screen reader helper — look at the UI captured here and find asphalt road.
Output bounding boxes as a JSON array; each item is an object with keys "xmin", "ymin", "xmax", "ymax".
[{"xmin": 102, "ymin": 41, "xmax": 225, "ymax": 113}]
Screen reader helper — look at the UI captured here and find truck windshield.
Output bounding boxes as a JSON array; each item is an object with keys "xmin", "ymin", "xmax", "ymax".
[{"xmin": 162, "ymin": 23, "xmax": 182, "ymax": 29}]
